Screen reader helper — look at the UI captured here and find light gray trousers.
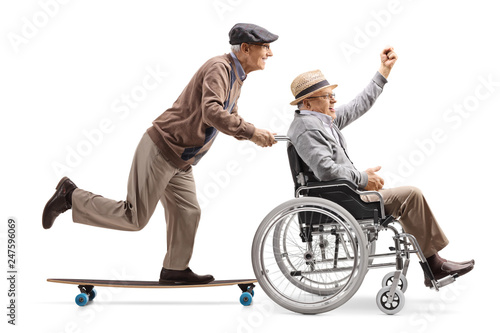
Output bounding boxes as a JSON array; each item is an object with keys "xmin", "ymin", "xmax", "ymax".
[{"xmin": 71, "ymin": 133, "xmax": 201, "ymax": 270}]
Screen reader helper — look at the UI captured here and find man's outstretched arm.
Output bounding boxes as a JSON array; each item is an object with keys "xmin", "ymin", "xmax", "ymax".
[{"xmin": 335, "ymin": 46, "xmax": 398, "ymax": 129}]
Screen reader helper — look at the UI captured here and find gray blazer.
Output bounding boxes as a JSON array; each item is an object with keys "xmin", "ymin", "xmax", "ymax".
[{"xmin": 287, "ymin": 72, "xmax": 388, "ymax": 189}]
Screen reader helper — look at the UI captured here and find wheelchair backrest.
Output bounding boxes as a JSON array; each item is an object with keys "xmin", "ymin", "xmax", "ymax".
[{"xmin": 286, "ymin": 143, "xmax": 318, "ymax": 191}]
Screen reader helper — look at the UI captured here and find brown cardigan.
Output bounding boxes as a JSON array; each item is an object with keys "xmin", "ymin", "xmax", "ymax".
[{"xmin": 147, "ymin": 53, "xmax": 255, "ymax": 170}]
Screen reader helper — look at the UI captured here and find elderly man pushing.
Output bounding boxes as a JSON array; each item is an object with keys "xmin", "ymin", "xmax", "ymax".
[{"xmin": 42, "ymin": 23, "xmax": 278, "ymax": 284}]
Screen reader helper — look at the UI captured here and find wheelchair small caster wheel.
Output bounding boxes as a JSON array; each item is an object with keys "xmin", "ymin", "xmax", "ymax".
[
  {"xmin": 381, "ymin": 272, "xmax": 408, "ymax": 293},
  {"xmin": 89, "ymin": 288, "xmax": 97, "ymax": 301},
  {"xmin": 75, "ymin": 293, "xmax": 89, "ymax": 307},
  {"xmin": 240, "ymin": 292, "xmax": 253, "ymax": 306},
  {"xmin": 376, "ymin": 286, "xmax": 405, "ymax": 315}
]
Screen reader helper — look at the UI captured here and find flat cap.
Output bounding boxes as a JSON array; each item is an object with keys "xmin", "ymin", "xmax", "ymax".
[{"xmin": 229, "ymin": 23, "xmax": 279, "ymax": 45}]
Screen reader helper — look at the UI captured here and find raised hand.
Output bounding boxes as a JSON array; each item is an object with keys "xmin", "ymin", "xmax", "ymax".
[{"xmin": 379, "ymin": 46, "xmax": 398, "ymax": 78}]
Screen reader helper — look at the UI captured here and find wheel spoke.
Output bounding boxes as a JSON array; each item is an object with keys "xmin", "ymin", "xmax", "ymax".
[{"xmin": 252, "ymin": 198, "xmax": 368, "ymax": 314}]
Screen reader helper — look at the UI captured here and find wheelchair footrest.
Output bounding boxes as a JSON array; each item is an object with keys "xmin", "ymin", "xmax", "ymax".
[
  {"xmin": 432, "ymin": 274, "xmax": 459, "ymax": 290},
  {"xmin": 419, "ymin": 261, "xmax": 435, "ymax": 281}
]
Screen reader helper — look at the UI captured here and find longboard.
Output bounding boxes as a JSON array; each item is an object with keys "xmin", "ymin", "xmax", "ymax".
[{"xmin": 47, "ymin": 278, "xmax": 257, "ymax": 307}]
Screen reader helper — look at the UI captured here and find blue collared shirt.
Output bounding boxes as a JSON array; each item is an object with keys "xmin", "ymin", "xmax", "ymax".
[{"xmin": 230, "ymin": 52, "xmax": 247, "ymax": 81}]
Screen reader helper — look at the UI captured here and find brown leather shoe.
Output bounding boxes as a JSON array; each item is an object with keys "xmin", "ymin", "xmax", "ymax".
[
  {"xmin": 446, "ymin": 259, "xmax": 475, "ymax": 266},
  {"xmin": 434, "ymin": 252, "xmax": 475, "ymax": 266},
  {"xmin": 42, "ymin": 177, "xmax": 77, "ymax": 229},
  {"xmin": 424, "ymin": 261, "xmax": 474, "ymax": 287},
  {"xmin": 159, "ymin": 267, "xmax": 214, "ymax": 285}
]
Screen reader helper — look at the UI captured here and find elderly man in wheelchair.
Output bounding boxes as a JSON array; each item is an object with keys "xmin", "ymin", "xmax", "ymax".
[{"xmin": 251, "ymin": 47, "xmax": 474, "ymax": 315}]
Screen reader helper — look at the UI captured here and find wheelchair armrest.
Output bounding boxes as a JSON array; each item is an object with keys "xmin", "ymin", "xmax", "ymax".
[
  {"xmin": 296, "ymin": 178, "xmax": 387, "ymax": 221},
  {"xmin": 298, "ymin": 178, "xmax": 385, "ymax": 207},
  {"xmin": 309, "ymin": 179, "xmax": 386, "ymax": 207},
  {"xmin": 296, "ymin": 178, "xmax": 358, "ymax": 197},
  {"xmin": 307, "ymin": 178, "xmax": 358, "ymax": 191}
]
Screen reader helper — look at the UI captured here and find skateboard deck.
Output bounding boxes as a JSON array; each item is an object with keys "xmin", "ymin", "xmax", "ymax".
[{"xmin": 47, "ymin": 278, "xmax": 258, "ymax": 307}]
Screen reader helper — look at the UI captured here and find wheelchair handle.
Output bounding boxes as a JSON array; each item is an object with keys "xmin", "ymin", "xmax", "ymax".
[{"xmin": 274, "ymin": 135, "xmax": 291, "ymax": 142}]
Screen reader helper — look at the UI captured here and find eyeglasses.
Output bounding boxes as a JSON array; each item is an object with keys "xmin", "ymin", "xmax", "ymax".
[
  {"xmin": 247, "ymin": 43, "xmax": 271, "ymax": 50},
  {"xmin": 307, "ymin": 93, "xmax": 336, "ymax": 100}
]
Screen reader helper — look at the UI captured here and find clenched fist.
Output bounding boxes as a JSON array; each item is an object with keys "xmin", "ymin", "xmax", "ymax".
[{"xmin": 379, "ymin": 46, "xmax": 398, "ymax": 78}]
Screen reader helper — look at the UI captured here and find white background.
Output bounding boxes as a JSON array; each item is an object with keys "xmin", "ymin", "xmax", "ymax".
[{"xmin": 1, "ymin": 0, "xmax": 499, "ymax": 332}]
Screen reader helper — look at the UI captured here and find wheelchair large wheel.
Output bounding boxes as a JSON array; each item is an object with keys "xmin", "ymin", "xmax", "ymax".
[{"xmin": 252, "ymin": 197, "xmax": 368, "ymax": 314}]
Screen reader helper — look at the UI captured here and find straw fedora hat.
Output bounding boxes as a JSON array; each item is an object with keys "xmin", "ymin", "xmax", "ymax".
[{"xmin": 290, "ymin": 70, "xmax": 337, "ymax": 105}]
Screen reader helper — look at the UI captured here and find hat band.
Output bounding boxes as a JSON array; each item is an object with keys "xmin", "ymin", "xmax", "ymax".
[{"xmin": 295, "ymin": 80, "xmax": 331, "ymax": 99}]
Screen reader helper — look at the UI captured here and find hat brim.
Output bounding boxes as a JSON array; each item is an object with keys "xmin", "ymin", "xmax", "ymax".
[{"xmin": 290, "ymin": 84, "xmax": 338, "ymax": 105}]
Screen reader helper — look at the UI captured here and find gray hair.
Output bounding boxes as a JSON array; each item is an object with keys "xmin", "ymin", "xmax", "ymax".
[
  {"xmin": 297, "ymin": 101, "xmax": 304, "ymax": 109},
  {"xmin": 230, "ymin": 44, "xmax": 241, "ymax": 53}
]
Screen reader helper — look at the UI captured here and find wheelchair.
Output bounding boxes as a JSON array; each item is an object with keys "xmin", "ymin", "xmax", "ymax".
[{"xmin": 251, "ymin": 136, "xmax": 458, "ymax": 315}]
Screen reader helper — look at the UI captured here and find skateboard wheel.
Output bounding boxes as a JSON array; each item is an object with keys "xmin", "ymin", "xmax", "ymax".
[
  {"xmin": 246, "ymin": 286, "xmax": 255, "ymax": 297},
  {"xmin": 240, "ymin": 292, "xmax": 253, "ymax": 306},
  {"xmin": 89, "ymin": 288, "xmax": 97, "ymax": 301},
  {"xmin": 75, "ymin": 293, "xmax": 89, "ymax": 306}
]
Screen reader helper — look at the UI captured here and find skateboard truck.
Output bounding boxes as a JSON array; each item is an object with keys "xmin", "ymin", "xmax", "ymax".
[
  {"xmin": 238, "ymin": 283, "xmax": 255, "ymax": 294},
  {"xmin": 78, "ymin": 285, "xmax": 94, "ymax": 295}
]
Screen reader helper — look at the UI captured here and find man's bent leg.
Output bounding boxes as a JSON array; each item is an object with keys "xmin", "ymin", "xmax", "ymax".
[
  {"xmin": 71, "ymin": 133, "xmax": 175, "ymax": 231},
  {"xmin": 364, "ymin": 186, "xmax": 474, "ymax": 286},
  {"xmin": 371, "ymin": 186, "xmax": 449, "ymax": 258}
]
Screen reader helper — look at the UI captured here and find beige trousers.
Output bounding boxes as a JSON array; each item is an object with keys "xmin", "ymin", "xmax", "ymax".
[
  {"xmin": 363, "ymin": 186, "xmax": 449, "ymax": 258},
  {"xmin": 71, "ymin": 133, "xmax": 201, "ymax": 270}
]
